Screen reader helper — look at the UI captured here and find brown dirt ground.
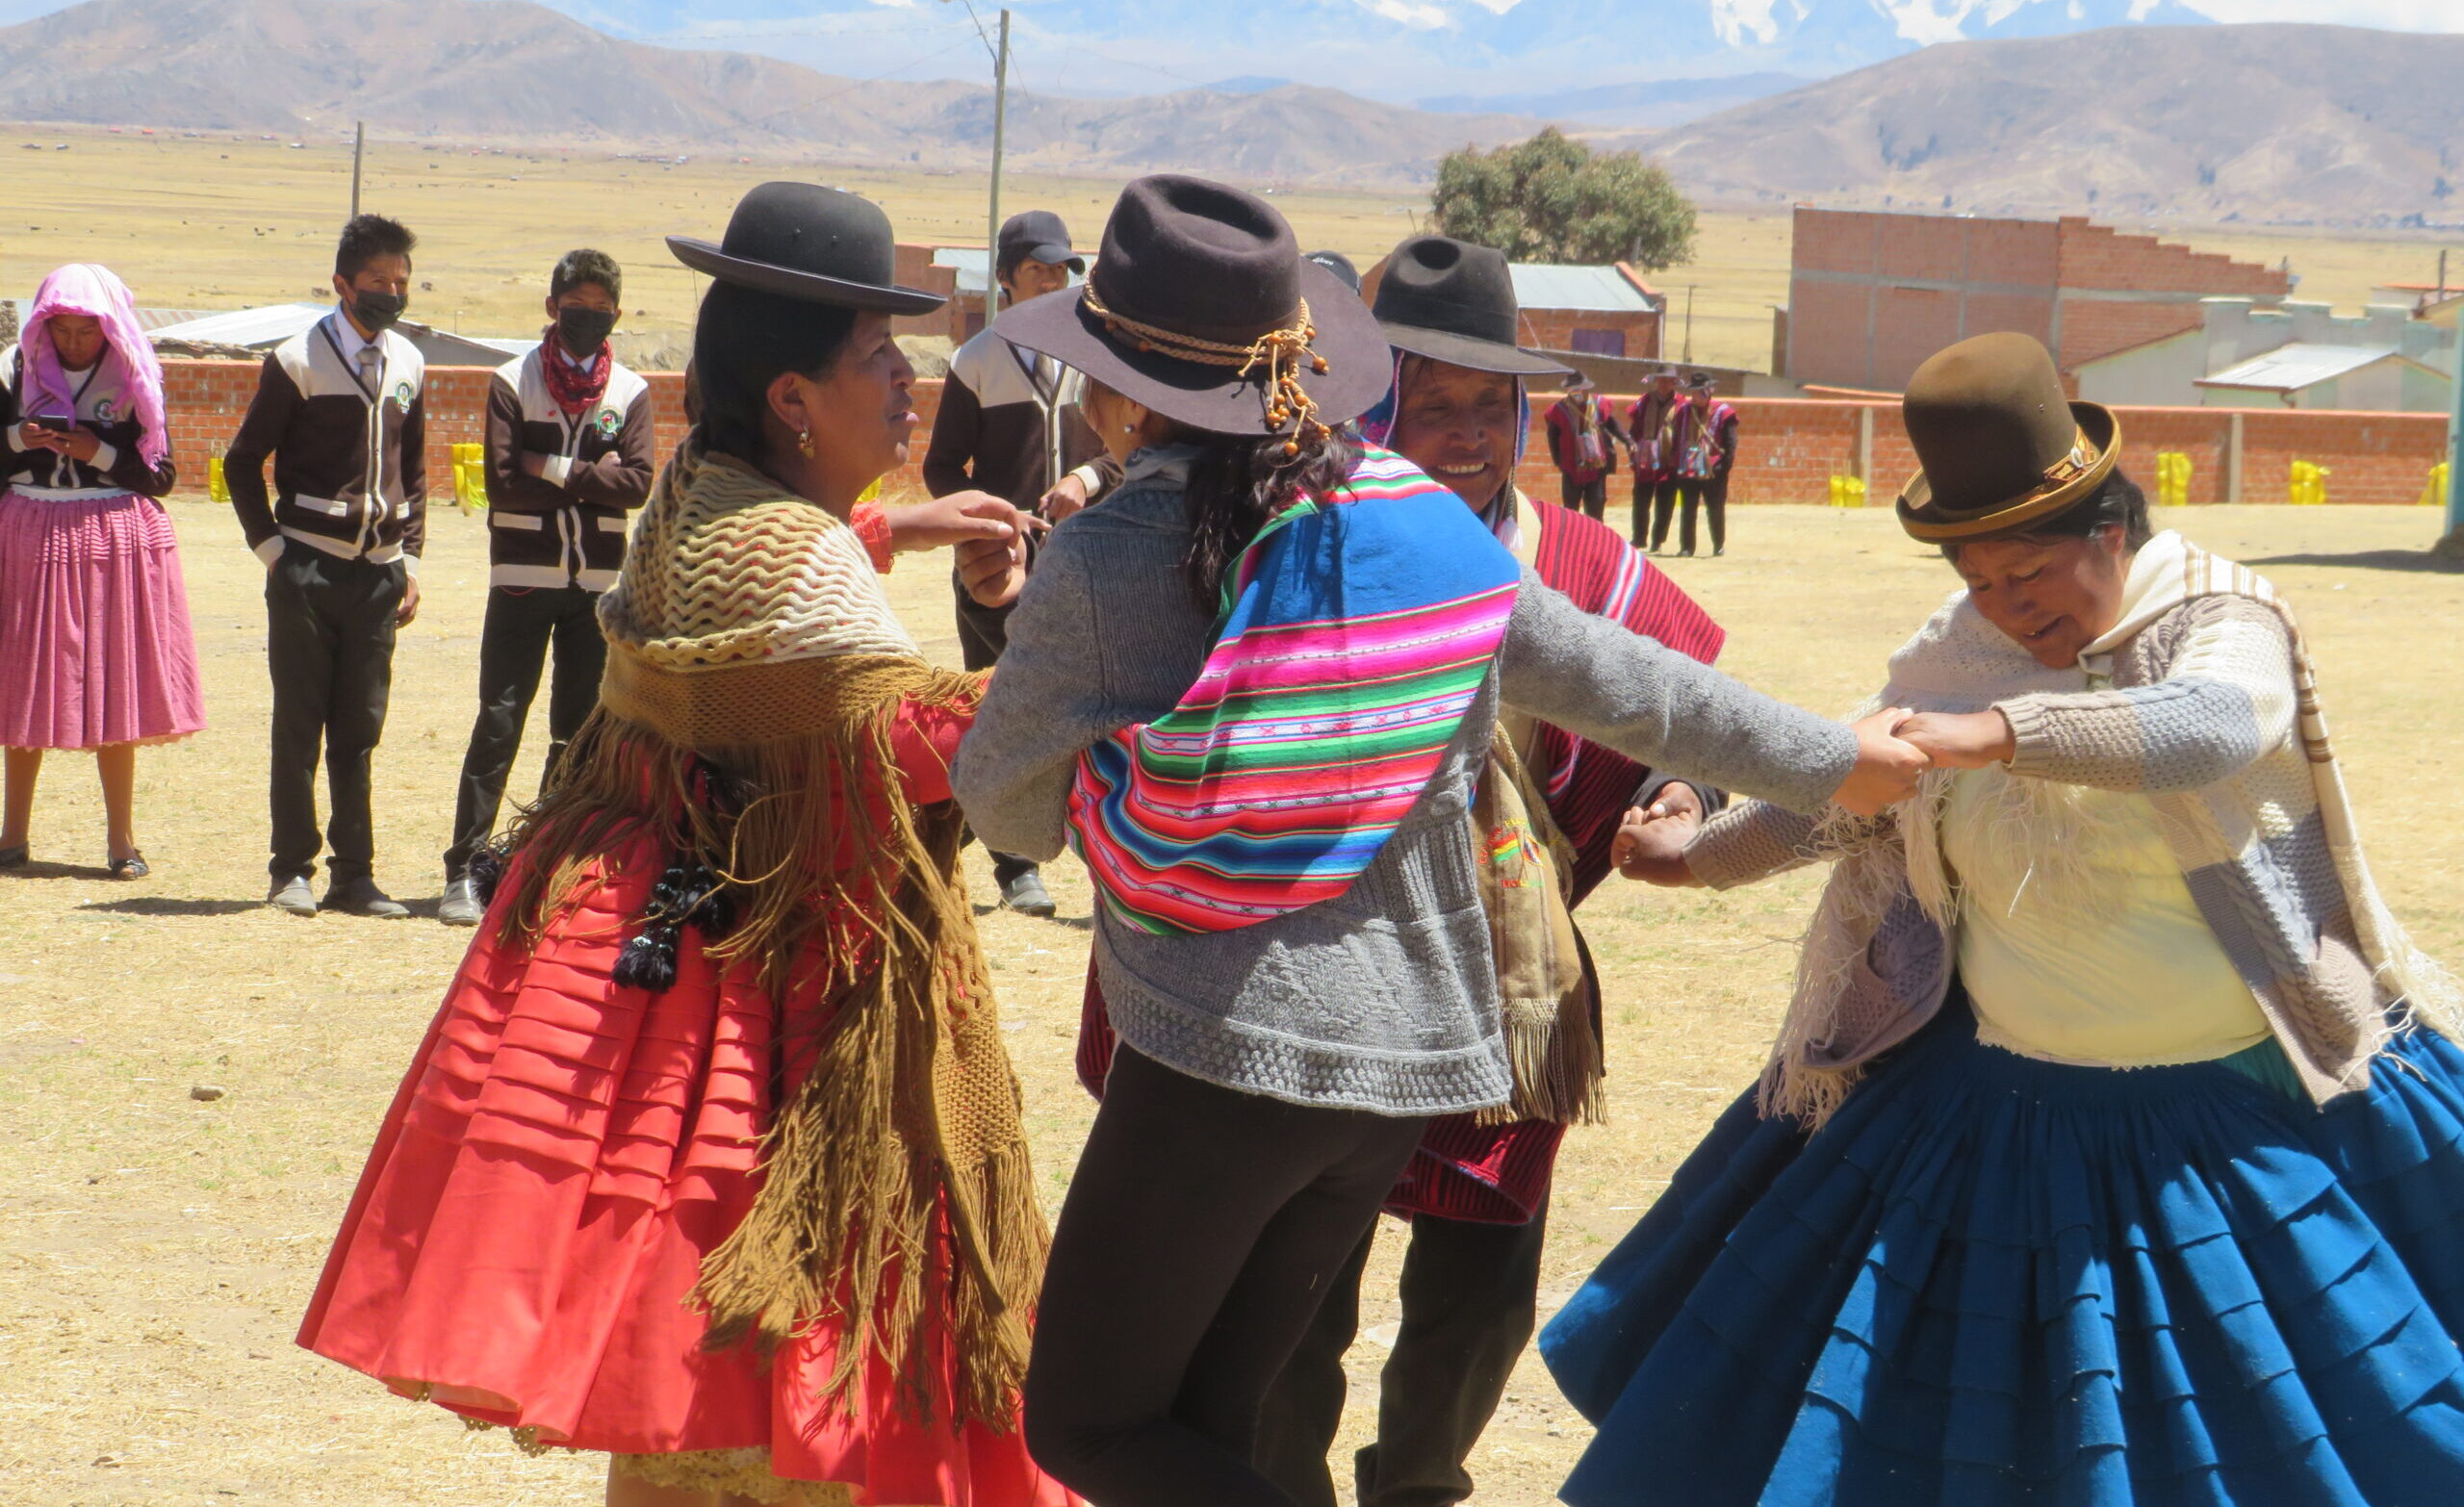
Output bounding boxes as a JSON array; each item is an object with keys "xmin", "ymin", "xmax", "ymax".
[{"xmin": 2, "ymin": 497, "xmax": 2457, "ymax": 1506}]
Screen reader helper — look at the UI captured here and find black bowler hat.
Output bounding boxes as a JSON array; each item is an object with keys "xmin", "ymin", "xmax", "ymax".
[
  {"xmin": 993, "ymin": 174, "xmax": 1391, "ymax": 438},
  {"xmin": 1896, "ymin": 332, "xmax": 2120, "ymax": 544},
  {"xmin": 1372, "ymin": 235, "xmax": 1570, "ymax": 379},
  {"xmin": 1304, "ymin": 249, "xmax": 1362, "ymax": 294},
  {"xmin": 668, "ymin": 182, "xmax": 944, "ymax": 315},
  {"xmin": 998, "ymin": 210, "xmax": 1085, "ymax": 274}
]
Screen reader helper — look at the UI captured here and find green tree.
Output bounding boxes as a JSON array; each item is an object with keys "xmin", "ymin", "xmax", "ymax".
[{"xmin": 1431, "ymin": 127, "xmax": 1697, "ymax": 270}]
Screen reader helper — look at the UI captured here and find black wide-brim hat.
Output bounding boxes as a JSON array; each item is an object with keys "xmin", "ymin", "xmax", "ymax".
[
  {"xmin": 1372, "ymin": 234, "xmax": 1571, "ymax": 379},
  {"xmin": 1897, "ymin": 332, "xmax": 2121, "ymax": 543},
  {"xmin": 992, "ymin": 174, "xmax": 1392, "ymax": 437},
  {"xmin": 669, "ymin": 181, "xmax": 944, "ymax": 315}
]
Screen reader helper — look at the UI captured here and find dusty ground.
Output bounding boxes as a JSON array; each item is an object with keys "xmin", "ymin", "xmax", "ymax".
[
  {"xmin": 0, "ymin": 497, "xmax": 2456, "ymax": 1506},
  {"xmin": 3, "ymin": 126, "xmax": 2454, "ymax": 372}
]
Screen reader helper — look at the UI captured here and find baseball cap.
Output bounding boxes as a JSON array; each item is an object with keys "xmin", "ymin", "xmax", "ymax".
[{"xmin": 997, "ymin": 210, "xmax": 1084, "ymax": 274}]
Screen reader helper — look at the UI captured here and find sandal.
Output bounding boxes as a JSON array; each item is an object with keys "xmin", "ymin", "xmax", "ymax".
[{"xmin": 108, "ymin": 851, "xmax": 148, "ymax": 880}]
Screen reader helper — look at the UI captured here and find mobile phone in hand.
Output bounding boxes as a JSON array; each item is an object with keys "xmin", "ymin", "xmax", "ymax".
[{"xmin": 30, "ymin": 414, "xmax": 71, "ymax": 433}]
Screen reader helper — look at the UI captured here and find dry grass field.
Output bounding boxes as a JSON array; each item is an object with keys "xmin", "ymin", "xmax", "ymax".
[
  {"xmin": 1, "ymin": 490, "xmax": 2456, "ymax": 1507},
  {"xmin": 3, "ymin": 127, "xmax": 2456, "ymax": 373}
]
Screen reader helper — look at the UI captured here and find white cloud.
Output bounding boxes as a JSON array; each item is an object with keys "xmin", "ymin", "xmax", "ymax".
[
  {"xmin": 1712, "ymin": 0, "xmax": 1791, "ymax": 46},
  {"xmin": 2182, "ymin": 0, "xmax": 2464, "ymax": 23},
  {"xmin": 1359, "ymin": 0, "xmax": 1453, "ymax": 27}
]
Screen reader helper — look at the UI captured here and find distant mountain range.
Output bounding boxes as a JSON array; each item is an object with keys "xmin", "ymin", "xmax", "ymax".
[
  {"xmin": 1631, "ymin": 23, "xmax": 2464, "ymax": 226},
  {"xmin": 0, "ymin": 0, "xmax": 1540, "ymax": 184},
  {"xmin": 3, "ymin": 1, "xmax": 2459, "ymax": 225},
  {"xmin": 0, "ymin": 0, "xmax": 2242, "ymax": 100}
]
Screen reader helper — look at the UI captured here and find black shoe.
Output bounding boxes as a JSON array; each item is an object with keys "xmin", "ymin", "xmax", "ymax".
[
  {"xmin": 0, "ymin": 844, "xmax": 25, "ymax": 869},
  {"xmin": 108, "ymin": 851, "xmax": 149, "ymax": 880},
  {"xmin": 1677, "ymin": 549, "xmax": 1695, "ymax": 558},
  {"xmin": 999, "ymin": 868, "xmax": 1057, "ymax": 918},
  {"xmin": 1713, "ymin": 548, "xmax": 1726, "ymax": 557},
  {"xmin": 323, "ymin": 876, "xmax": 409, "ymax": 919}
]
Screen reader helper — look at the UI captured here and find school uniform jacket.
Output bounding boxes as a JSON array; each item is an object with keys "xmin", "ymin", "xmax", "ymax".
[
  {"xmin": 1, "ymin": 345, "xmax": 177, "ymax": 498},
  {"xmin": 480, "ymin": 345, "xmax": 655, "ymax": 592},
  {"xmin": 225, "ymin": 311, "xmax": 426, "ymax": 574},
  {"xmin": 922, "ymin": 323, "xmax": 1120, "ymax": 511}
]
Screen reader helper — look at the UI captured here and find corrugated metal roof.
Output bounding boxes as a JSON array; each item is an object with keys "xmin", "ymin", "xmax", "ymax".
[
  {"xmin": 2196, "ymin": 343, "xmax": 2399, "ymax": 393},
  {"xmin": 1507, "ymin": 263, "xmax": 1655, "ymax": 314},
  {"xmin": 145, "ymin": 302, "xmax": 333, "ymax": 346}
]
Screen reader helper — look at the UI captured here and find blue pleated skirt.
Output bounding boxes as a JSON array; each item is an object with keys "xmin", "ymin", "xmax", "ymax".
[{"xmin": 1540, "ymin": 996, "xmax": 2464, "ymax": 1507}]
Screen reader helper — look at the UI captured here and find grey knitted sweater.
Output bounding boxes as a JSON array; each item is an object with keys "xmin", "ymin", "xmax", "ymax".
[{"xmin": 952, "ymin": 452, "xmax": 1856, "ymax": 1115}]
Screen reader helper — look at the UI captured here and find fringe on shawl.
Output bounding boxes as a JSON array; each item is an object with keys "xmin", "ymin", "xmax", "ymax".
[
  {"xmin": 1474, "ymin": 730, "xmax": 1606, "ymax": 1129},
  {"xmin": 492, "ymin": 659, "xmax": 1047, "ymax": 1430}
]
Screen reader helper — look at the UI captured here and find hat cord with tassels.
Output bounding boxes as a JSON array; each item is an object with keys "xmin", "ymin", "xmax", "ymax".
[{"xmin": 1082, "ymin": 288, "xmax": 1331, "ymax": 456}]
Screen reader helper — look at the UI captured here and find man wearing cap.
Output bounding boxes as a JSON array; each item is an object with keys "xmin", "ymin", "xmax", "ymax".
[
  {"xmin": 1305, "ymin": 249, "xmax": 1364, "ymax": 295},
  {"xmin": 1544, "ymin": 371, "xmax": 1628, "ymax": 522},
  {"xmin": 1228, "ymin": 233, "xmax": 1732, "ymax": 1507},
  {"xmin": 922, "ymin": 208, "xmax": 1121, "ymax": 918}
]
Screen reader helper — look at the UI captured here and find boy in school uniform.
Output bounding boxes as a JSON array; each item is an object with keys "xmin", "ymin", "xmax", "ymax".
[
  {"xmin": 436, "ymin": 250, "xmax": 654, "ymax": 927},
  {"xmin": 226, "ymin": 214, "xmax": 425, "ymax": 918}
]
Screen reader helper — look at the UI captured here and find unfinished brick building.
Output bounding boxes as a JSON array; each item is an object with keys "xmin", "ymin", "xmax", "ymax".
[{"xmin": 1783, "ymin": 208, "xmax": 2292, "ymax": 393}]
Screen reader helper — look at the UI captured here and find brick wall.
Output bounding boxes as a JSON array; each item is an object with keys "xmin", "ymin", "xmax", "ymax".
[
  {"xmin": 1513, "ymin": 392, "xmax": 2450, "ymax": 509},
  {"xmin": 1516, "ymin": 307, "xmax": 1663, "ymax": 361},
  {"xmin": 163, "ymin": 361, "xmax": 2445, "ymax": 513},
  {"xmin": 1788, "ymin": 207, "xmax": 2293, "ymax": 393}
]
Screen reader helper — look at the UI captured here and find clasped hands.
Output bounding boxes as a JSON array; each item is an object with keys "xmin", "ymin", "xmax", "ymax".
[{"xmin": 1611, "ymin": 707, "xmax": 2015, "ymax": 888}]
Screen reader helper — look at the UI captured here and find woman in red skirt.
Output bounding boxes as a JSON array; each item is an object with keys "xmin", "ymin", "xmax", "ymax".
[{"xmin": 299, "ymin": 183, "xmax": 1072, "ymax": 1507}]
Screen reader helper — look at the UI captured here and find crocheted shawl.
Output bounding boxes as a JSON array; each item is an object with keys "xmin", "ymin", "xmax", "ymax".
[
  {"xmin": 1067, "ymin": 447, "xmax": 1522, "ymax": 934},
  {"xmin": 1760, "ymin": 531, "xmax": 2459, "ymax": 1125},
  {"xmin": 498, "ymin": 439, "xmax": 1045, "ymax": 1426}
]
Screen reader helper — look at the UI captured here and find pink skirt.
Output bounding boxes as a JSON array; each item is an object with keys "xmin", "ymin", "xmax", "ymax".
[{"xmin": 0, "ymin": 489, "xmax": 206, "ymax": 750}]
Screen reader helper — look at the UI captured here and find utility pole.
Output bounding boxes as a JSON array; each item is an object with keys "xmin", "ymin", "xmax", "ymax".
[
  {"xmin": 2442, "ymin": 310, "xmax": 2463, "ymax": 558},
  {"xmin": 986, "ymin": 9, "xmax": 1011, "ymax": 318},
  {"xmin": 1681, "ymin": 285, "xmax": 1695, "ymax": 366},
  {"xmin": 350, "ymin": 120, "xmax": 365, "ymax": 218}
]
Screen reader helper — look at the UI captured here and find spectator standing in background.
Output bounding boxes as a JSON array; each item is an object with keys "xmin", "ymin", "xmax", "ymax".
[
  {"xmin": 1627, "ymin": 368, "xmax": 1686, "ymax": 551},
  {"xmin": 1673, "ymin": 370, "xmax": 1738, "ymax": 557},
  {"xmin": 1544, "ymin": 371, "xmax": 1626, "ymax": 521},
  {"xmin": 436, "ymin": 249, "xmax": 654, "ymax": 927},
  {"xmin": 921, "ymin": 209, "xmax": 1121, "ymax": 918},
  {"xmin": 225, "ymin": 214, "xmax": 425, "ymax": 919},
  {"xmin": 0, "ymin": 263, "xmax": 202, "ymax": 878}
]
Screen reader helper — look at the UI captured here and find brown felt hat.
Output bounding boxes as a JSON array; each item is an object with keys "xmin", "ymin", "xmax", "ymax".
[
  {"xmin": 1896, "ymin": 332, "xmax": 2120, "ymax": 543},
  {"xmin": 992, "ymin": 174, "xmax": 1391, "ymax": 438}
]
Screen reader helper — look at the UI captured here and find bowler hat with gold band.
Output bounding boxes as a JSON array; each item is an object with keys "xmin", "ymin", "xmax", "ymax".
[{"xmin": 1896, "ymin": 332, "xmax": 2121, "ymax": 543}]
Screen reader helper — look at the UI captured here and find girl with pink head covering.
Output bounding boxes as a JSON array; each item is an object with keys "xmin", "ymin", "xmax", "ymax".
[{"xmin": 0, "ymin": 263, "xmax": 205, "ymax": 878}]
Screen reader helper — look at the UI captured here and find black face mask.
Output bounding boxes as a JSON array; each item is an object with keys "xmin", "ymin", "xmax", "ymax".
[
  {"xmin": 556, "ymin": 306, "xmax": 616, "ymax": 359},
  {"xmin": 351, "ymin": 289, "xmax": 407, "ymax": 334}
]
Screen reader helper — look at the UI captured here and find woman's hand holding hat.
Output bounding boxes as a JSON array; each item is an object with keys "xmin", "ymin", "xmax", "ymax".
[{"xmin": 1831, "ymin": 708, "xmax": 1931, "ymax": 816}]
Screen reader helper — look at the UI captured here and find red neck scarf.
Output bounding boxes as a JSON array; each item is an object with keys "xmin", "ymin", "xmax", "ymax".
[{"xmin": 540, "ymin": 330, "xmax": 612, "ymax": 418}]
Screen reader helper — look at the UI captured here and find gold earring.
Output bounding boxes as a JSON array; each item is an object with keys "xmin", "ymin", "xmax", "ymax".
[{"xmin": 797, "ymin": 429, "xmax": 814, "ymax": 459}]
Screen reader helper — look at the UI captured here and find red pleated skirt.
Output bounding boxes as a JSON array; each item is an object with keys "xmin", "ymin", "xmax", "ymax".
[{"xmin": 297, "ymin": 832, "xmax": 1073, "ymax": 1506}]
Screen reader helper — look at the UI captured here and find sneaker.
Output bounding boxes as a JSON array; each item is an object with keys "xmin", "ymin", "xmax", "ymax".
[
  {"xmin": 324, "ymin": 876, "xmax": 409, "ymax": 919},
  {"xmin": 268, "ymin": 874, "xmax": 318, "ymax": 916},
  {"xmin": 999, "ymin": 868, "xmax": 1057, "ymax": 918},
  {"xmin": 437, "ymin": 876, "xmax": 484, "ymax": 928}
]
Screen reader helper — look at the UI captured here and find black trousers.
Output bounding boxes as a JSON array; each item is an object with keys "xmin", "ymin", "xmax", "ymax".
[
  {"xmin": 1253, "ymin": 1202, "xmax": 1553, "ymax": 1507},
  {"xmin": 1025, "ymin": 1046, "xmax": 1430, "ymax": 1507},
  {"xmin": 953, "ymin": 569, "xmax": 1038, "ymax": 886},
  {"xmin": 1556, "ymin": 474, "xmax": 1607, "ymax": 522},
  {"xmin": 1637, "ymin": 478, "xmax": 1682, "ymax": 549},
  {"xmin": 1679, "ymin": 473, "xmax": 1730, "ymax": 555},
  {"xmin": 444, "ymin": 584, "xmax": 605, "ymax": 880},
  {"xmin": 266, "ymin": 546, "xmax": 401, "ymax": 883}
]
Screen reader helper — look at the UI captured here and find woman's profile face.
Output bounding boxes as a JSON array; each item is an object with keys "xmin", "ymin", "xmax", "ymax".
[
  {"xmin": 802, "ymin": 311, "xmax": 918, "ymax": 492},
  {"xmin": 46, "ymin": 314, "xmax": 106, "ymax": 370},
  {"xmin": 1952, "ymin": 526, "xmax": 2133, "ymax": 670}
]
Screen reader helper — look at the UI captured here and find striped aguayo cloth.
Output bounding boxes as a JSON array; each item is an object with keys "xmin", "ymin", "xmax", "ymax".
[{"xmin": 1066, "ymin": 447, "xmax": 1521, "ymax": 936}]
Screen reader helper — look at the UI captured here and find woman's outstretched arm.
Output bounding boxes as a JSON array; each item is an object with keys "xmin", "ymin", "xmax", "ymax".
[
  {"xmin": 950, "ymin": 536, "xmax": 1120, "ymax": 863},
  {"xmin": 1498, "ymin": 568, "xmax": 1917, "ymax": 816}
]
